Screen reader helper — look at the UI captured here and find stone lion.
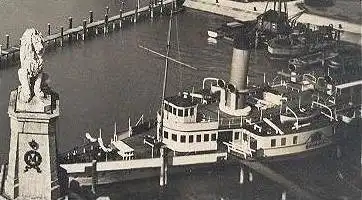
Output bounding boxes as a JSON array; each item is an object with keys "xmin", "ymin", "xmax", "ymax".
[{"xmin": 18, "ymin": 28, "xmax": 46, "ymax": 102}]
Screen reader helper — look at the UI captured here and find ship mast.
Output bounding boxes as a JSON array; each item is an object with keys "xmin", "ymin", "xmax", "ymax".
[{"xmin": 158, "ymin": 6, "xmax": 174, "ymax": 142}]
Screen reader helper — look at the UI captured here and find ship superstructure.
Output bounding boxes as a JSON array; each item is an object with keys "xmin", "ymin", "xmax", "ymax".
[{"xmin": 158, "ymin": 27, "xmax": 361, "ymax": 159}]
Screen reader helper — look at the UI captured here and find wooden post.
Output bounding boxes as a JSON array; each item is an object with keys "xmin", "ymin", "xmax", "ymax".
[
  {"xmin": 248, "ymin": 171, "xmax": 253, "ymax": 182},
  {"xmin": 68, "ymin": 17, "xmax": 73, "ymax": 29},
  {"xmin": 106, "ymin": 6, "xmax": 110, "ymax": 15},
  {"xmin": 48, "ymin": 23, "xmax": 51, "ymax": 35},
  {"xmin": 134, "ymin": 3, "xmax": 138, "ymax": 23},
  {"xmin": 0, "ymin": 45, "xmax": 2, "ymax": 55},
  {"xmin": 119, "ymin": 9, "xmax": 123, "ymax": 28},
  {"xmin": 82, "ymin": 20, "xmax": 87, "ymax": 40},
  {"xmin": 60, "ymin": 26, "xmax": 64, "ymax": 47},
  {"xmin": 281, "ymin": 191, "xmax": 287, "ymax": 200},
  {"xmin": 104, "ymin": 14, "xmax": 109, "ymax": 34},
  {"xmin": 68, "ymin": 17, "xmax": 73, "ymax": 41},
  {"xmin": 89, "ymin": 11, "xmax": 94, "ymax": 23},
  {"xmin": 6, "ymin": 35, "xmax": 9, "ymax": 49},
  {"xmin": 150, "ymin": 0, "xmax": 154, "ymax": 19},
  {"xmin": 239, "ymin": 164, "xmax": 244, "ymax": 184},
  {"xmin": 160, "ymin": 0, "xmax": 164, "ymax": 15},
  {"xmin": 91, "ymin": 160, "xmax": 97, "ymax": 194},
  {"xmin": 0, "ymin": 164, "xmax": 5, "ymax": 195},
  {"xmin": 159, "ymin": 146, "xmax": 168, "ymax": 186}
]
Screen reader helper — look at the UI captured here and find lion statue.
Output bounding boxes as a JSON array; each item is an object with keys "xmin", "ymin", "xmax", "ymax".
[{"xmin": 18, "ymin": 28, "xmax": 46, "ymax": 102}]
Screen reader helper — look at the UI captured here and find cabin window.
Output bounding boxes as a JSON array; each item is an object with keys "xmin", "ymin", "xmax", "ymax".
[
  {"xmin": 172, "ymin": 134, "xmax": 177, "ymax": 141},
  {"xmin": 293, "ymin": 136, "xmax": 298, "ymax": 144},
  {"xmin": 189, "ymin": 135, "xmax": 194, "ymax": 143},
  {"xmin": 234, "ymin": 132, "xmax": 240, "ymax": 140},
  {"xmin": 164, "ymin": 131, "xmax": 168, "ymax": 139},
  {"xmin": 196, "ymin": 135, "xmax": 201, "ymax": 142},
  {"xmin": 243, "ymin": 133, "xmax": 248, "ymax": 142},
  {"xmin": 281, "ymin": 138, "xmax": 286, "ymax": 146},
  {"xmin": 271, "ymin": 139, "xmax": 276, "ymax": 147},
  {"xmin": 172, "ymin": 107, "xmax": 176, "ymax": 115},
  {"xmin": 185, "ymin": 108, "xmax": 189, "ymax": 117},
  {"xmin": 178, "ymin": 109, "xmax": 184, "ymax": 117},
  {"xmin": 204, "ymin": 134, "xmax": 209, "ymax": 142},
  {"xmin": 190, "ymin": 107, "xmax": 194, "ymax": 116},
  {"xmin": 181, "ymin": 135, "xmax": 186, "ymax": 143},
  {"xmin": 211, "ymin": 133, "xmax": 217, "ymax": 141}
]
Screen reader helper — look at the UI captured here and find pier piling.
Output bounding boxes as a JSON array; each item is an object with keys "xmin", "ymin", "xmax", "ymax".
[
  {"xmin": 248, "ymin": 171, "xmax": 253, "ymax": 182},
  {"xmin": 82, "ymin": 20, "xmax": 87, "ymax": 40},
  {"xmin": 281, "ymin": 191, "xmax": 287, "ymax": 200},
  {"xmin": 134, "ymin": 4, "xmax": 138, "ymax": 23},
  {"xmin": 159, "ymin": 146, "xmax": 168, "ymax": 187},
  {"xmin": 150, "ymin": 0, "xmax": 154, "ymax": 19},
  {"xmin": 161, "ymin": 0, "xmax": 164, "ymax": 14},
  {"xmin": 68, "ymin": 17, "xmax": 73, "ymax": 41},
  {"xmin": 119, "ymin": 9, "xmax": 123, "ymax": 28},
  {"xmin": 89, "ymin": 11, "xmax": 94, "ymax": 23},
  {"xmin": 5, "ymin": 35, "xmax": 9, "ymax": 49},
  {"xmin": 239, "ymin": 164, "xmax": 244, "ymax": 184},
  {"xmin": 104, "ymin": 15, "xmax": 109, "ymax": 34},
  {"xmin": 47, "ymin": 23, "xmax": 51, "ymax": 35},
  {"xmin": 91, "ymin": 160, "xmax": 98, "ymax": 194},
  {"xmin": 106, "ymin": 6, "xmax": 110, "ymax": 15},
  {"xmin": 60, "ymin": 26, "xmax": 64, "ymax": 47}
]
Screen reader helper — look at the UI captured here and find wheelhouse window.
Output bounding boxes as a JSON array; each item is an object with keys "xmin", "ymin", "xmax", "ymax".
[
  {"xmin": 172, "ymin": 134, "xmax": 177, "ymax": 141},
  {"xmin": 293, "ymin": 136, "xmax": 298, "ymax": 144},
  {"xmin": 189, "ymin": 135, "xmax": 194, "ymax": 143},
  {"xmin": 281, "ymin": 138, "xmax": 286, "ymax": 146},
  {"xmin": 196, "ymin": 135, "xmax": 201, "ymax": 142},
  {"xmin": 271, "ymin": 139, "xmax": 276, "ymax": 147},
  {"xmin": 204, "ymin": 134, "xmax": 209, "ymax": 142},
  {"xmin": 178, "ymin": 109, "xmax": 184, "ymax": 117},
  {"xmin": 190, "ymin": 107, "xmax": 194, "ymax": 116},
  {"xmin": 164, "ymin": 131, "xmax": 168, "ymax": 139},
  {"xmin": 181, "ymin": 135, "xmax": 186, "ymax": 143},
  {"xmin": 234, "ymin": 132, "xmax": 240, "ymax": 140},
  {"xmin": 172, "ymin": 107, "xmax": 176, "ymax": 115},
  {"xmin": 185, "ymin": 108, "xmax": 189, "ymax": 117},
  {"xmin": 211, "ymin": 133, "xmax": 217, "ymax": 141},
  {"xmin": 243, "ymin": 133, "xmax": 248, "ymax": 142}
]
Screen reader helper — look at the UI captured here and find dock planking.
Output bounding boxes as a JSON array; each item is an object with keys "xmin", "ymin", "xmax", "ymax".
[{"xmin": 0, "ymin": 0, "xmax": 178, "ymax": 67}]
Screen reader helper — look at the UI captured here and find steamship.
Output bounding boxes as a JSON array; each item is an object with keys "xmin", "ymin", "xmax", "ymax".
[{"xmin": 58, "ymin": 27, "xmax": 361, "ymax": 187}]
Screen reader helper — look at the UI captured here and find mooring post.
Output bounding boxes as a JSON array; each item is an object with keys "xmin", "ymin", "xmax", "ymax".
[
  {"xmin": 82, "ymin": 20, "xmax": 87, "ymax": 40},
  {"xmin": 60, "ymin": 26, "xmax": 64, "ymax": 47},
  {"xmin": 0, "ymin": 45, "xmax": 2, "ymax": 55},
  {"xmin": 159, "ymin": 145, "xmax": 168, "ymax": 187},
  {"xmin": 281, "ymin": 191, "xmax": 287, "ymax": 200},
  {"xmin": 104, "ymin": 14, "xmax": 109, "ymax": 34},
  {"xmin": 119, "ymin": 9, "xmax": 123, "ymax": 28},
  {"xmin": 5, "ymin": 35, "xmax": 9, "ymax": 49},
  {"xmin": 106, "ymin": 6, "xmax": 110, "ymax": 15},
  {"xmin": 68, "ymin": 17, "xmax": 73, "ymax": 41},
  {"xmin": 248, "ymin": 171, "xmax": 253, "ymax": 182},
  {"xmin": 91, "ymin": 160, "xmax": 98, "ymax": 194},
  {"xmin": 134, "ymin": 3, "xmax": 138, "ymax": 23},
  {"xmin": 89, "ymin": 11, "xmax": 94, "ymax": 23},
  {"xmin": 160, "ymin": 0, "xmax": 164, "ymax": 15},
  {"xmin": 149, "ymin": 0, "xmax": 154, "ymax": 19},
  {"xmin": 48, "ymin": 23, "xmax": 51, "ymax": 35},
  {"xmin": 239, "ymin": 164, "xmax": 244, "ymax": 184}
]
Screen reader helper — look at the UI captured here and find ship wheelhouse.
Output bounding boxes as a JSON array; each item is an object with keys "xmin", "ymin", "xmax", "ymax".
[{"xmin": 159, "ymin": 95, "xmax": 219, "ymax": 153}]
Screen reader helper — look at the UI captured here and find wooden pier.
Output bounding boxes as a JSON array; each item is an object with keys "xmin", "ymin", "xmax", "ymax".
[{"xmin": 0, "ymin": 0, "xmax": 179, "ymax": 68}]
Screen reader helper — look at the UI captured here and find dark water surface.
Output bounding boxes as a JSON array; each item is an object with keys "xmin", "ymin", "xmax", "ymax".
[{"xmin": 0, "ymin": 0, "xmax": 361, "ymax": 199}]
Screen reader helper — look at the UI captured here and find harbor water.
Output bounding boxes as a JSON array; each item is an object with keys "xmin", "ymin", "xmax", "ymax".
[{"xmin": 0, "ymin": 0, "xmax": 361, "ymax": 199}]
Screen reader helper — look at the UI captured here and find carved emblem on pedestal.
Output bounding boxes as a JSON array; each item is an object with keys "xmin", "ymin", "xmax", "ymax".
[{"xmin": 24, "ymin": 140, "xmax": 42, "ymax": 173}]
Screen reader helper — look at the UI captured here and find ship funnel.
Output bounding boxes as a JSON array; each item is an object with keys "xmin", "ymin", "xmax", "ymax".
[{"xmin": 229, "ymin": 29, "xmax": 251, "ymax": 109}]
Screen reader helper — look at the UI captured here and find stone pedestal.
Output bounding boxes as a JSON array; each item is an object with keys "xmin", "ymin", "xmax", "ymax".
[{"xmin": 3, "ymin": 88, "xmax": 60, "ymax": 200}]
